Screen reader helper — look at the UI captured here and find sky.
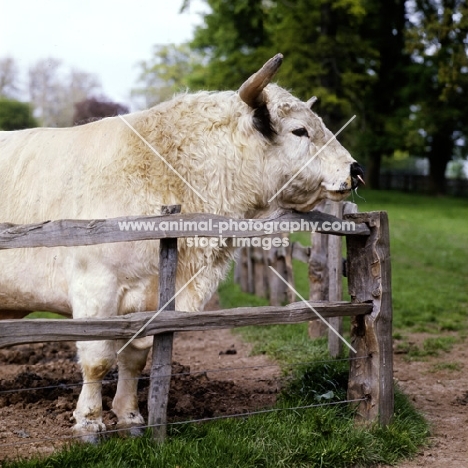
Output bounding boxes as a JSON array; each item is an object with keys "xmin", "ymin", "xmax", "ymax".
[{"xmin": 0, "ymin": 0, "xmax": 207, "ymax": 105}]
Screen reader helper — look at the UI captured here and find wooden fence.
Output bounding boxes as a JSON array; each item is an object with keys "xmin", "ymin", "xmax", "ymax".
[
  {"xmin": 234, "ymin": 201, "xmax": 356, "ymax": 357},
  {"xmin": 0, "ymin": 206, "xmax": 393, "ymax": 440}
]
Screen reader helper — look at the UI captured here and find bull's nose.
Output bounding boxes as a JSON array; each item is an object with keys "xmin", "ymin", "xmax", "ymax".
[{"xmin": 350, "ymin": 162, "xmax": 365, "ymax": 189}]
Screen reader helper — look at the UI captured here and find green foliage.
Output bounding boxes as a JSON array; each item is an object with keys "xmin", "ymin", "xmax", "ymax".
[
  {"xmin": 265, "ymin": 0, "xmax": 374, "ymax": 125},
  {"xmin": 185, "ymin": 0, "xmax": 410, "ymax": 189},
  {"xmin": 281, "ymin": 360, "xmax": 349, "ymax": 405},
  {"xmin": 0, "ymin": 98, "xmax": 38, "ymax": 130},
  {"xmin": 405, "ymin": 0, "xmax": 468, "ymax": 192},
  {"xmin": 188, "ymin": 0, "xmax": 272, "ymax": 90},
  {"xmin": 131, "ymin": 44, "xmax": 205, "ymax": 108}
]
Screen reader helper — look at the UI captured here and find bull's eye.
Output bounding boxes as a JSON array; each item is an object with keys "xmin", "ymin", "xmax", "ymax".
[{"xmin": 292, "ymin": 128, "xmax": 309, "ymax": 138}]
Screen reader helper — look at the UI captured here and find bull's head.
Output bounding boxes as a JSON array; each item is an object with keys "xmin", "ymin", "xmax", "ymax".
[{"xmin": 238, "ymin": 53, "xmax": 364, "ymax": 212}]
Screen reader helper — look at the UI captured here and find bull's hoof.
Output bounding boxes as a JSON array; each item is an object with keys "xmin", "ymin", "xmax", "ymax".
[
  {"xmin": 128, "ymin": 425, "xmax": 145, "ymax": 437},
  {"xmin": 114, "ymin": 412, "xmax": 145, "ymax": 438},
  {"xmin": 72, "ymin": 420, "xmax": 106, "ymax": 443},
  {"xmin": 115, "ymin": 425, "xmax": 145, "ymax": 438}
]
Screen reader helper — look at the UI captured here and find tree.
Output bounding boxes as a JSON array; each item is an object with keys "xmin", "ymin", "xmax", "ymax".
[
  {"xmin": 187, "ymin": 0, "xmax": 272, "ymax": 91},
  {"xmin": 259, "ymin": 0, "xmax": 373, "ymax": 132},
  {"xmin": 187, "ymin": 0, "xmax": 409, "ymax": 189},
  {"xmin": 0, "ymin": 98, "xmax": 38, "ymax": 130},
  {"xmin": 132, "ymin": 44, "xmax": 205, "ymax": 108},
  {"xmin": 406, "ymin": 0, "xmax": 468, "ymax": 194},
  {"xmin": 28, "ymin": 58, "xmax": 101, "ymax": 127},
  {"xmin": 353, "ymin": 0, "xmax": 409, "ymax": 188},
  {"xmin": 73, "ymin": 97, "xmax": 129, "ymax": 125},
  {"xmin": 0, "ymin": 57, "xmax": 20, "ymax": 98}
]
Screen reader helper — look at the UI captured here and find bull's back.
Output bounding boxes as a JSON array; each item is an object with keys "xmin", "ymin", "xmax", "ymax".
[
  {"xmin": 0, "ymin": 120, "xmax": 132, "ymax": 223},
  {"xmin": 0, "ymin": 118, "xmax": 160, "ymax": 316}
]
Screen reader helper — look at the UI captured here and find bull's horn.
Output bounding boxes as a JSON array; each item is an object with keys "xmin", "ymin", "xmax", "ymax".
[
  {"xmin": 307, "ymin": 96, "xmax": 318, "ymax": 108},
  {"xmin": 238, "ymin": 53, "xmax": 283, "ymax": 108}
]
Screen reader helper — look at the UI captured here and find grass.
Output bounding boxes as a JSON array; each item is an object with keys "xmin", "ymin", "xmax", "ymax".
[
  {"xmin": 352, "ymin": 190, "xmax": 468, "ymax": 334},
  {"xmin": 25, "ymin": 312, "xmax": 65, "ymax": 319},
  {"xmin": 395, "ymin": 335, "xmax": 459, "ymax": 360},
  {"xmin": 429, "ymin": 362, "xmax": 463, "ymax": 373},
  {"xmin": 3, "ymin": 364, "xmax": 429, "ymax": 468},
  {"xmin": 8, "ymin": 189, "xmax": 467, "ymax": 467},
  {"xmin": 219, "ymin": 268, "xmax": 334, "ymax": 365}
]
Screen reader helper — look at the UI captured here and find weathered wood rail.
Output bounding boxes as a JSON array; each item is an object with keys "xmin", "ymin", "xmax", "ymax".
[
  {"xmin": 0, "ymin": 209, "xmax": 369, "ymax": 249},
  {"xmin": 0, "ymin": 302, "xmax": 372, "ymax": 348},
  {"xmin": 0, "ymin": 206, "xmax": 393, "ymax": 437}
]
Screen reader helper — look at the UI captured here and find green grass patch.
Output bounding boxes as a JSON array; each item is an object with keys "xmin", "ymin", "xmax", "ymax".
[
  {"xmin": 429, "ymin": 362, "xmax": 463, "ymax": 372},
  {"xmin": 422, "ymin": 336, "xmax": 458, "ymax": 354},
  {"xmin": 411, "ymin": 336, "xmax": 458, "ymax": 359},
  {"xmin": 395, "ymin": 336, "xmax": 458, "ymax": 360},
  {"xmin": 353, "ymin": 190, "xmax": 468, "ymax": 334},
  {"xmin": 25, "ymin": 312, "xmax": 66, "ymax": 319},
  {"xmin": 3, "ymin": 362, "xmax": 429, "ymax": 468},
  {"xmin": 219, "ymin": 267, "xmax": 333, "ymax": 364}
]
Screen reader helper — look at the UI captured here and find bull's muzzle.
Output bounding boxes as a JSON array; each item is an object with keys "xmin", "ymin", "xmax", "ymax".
[{"xmin": 350, "ymin": 162, "xmax": 365, "ymax": 189}]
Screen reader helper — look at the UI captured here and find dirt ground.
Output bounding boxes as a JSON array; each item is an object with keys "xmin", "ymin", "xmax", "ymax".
[
  {"xmin": 1, "ymin": 312, "xmax": 467, "ymax": 466},
  {"xmin": 0, "ymin": 330, "xmax": 282, "ymax": 463},
  {"xmin": 0, "ymin": 294, "xmax": 282, "ymax": 463},
  {"xmin": 385, "ymin": 334, "xmax": 468, "ymax": 468}
]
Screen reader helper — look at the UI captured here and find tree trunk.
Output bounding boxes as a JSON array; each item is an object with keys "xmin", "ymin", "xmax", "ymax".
[
  {"xmin": 319, "ymin": 1, "xmax": 340, "ymax": 130},
  {"xmin": 428, "ymin": 131, "xmax": 453, "ymax": 195},
  {"xmin": 365, "ymin": 151, "xmax": 381, "ymax": 189}
]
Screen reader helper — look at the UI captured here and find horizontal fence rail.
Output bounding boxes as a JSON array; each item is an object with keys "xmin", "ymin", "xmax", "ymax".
[
  {"xmin": 0, "ymin": 209, "xmax": 370, "ymax": 250},
  {"xmin": 0, "ymin": 301, "xmax": 372, "ymax": 348}
]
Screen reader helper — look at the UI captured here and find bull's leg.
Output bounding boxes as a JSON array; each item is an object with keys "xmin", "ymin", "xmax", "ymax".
[
  {"xmin": 73, "ymin": 340, "xmax": 116, "ymax": 442},
  {"xmin": 112, "ymin": 339, "xmax": 150, "ymax": 435},
  {"xmin": 69, "ymin": 268, "xmax": 122, "ymax": 441}
]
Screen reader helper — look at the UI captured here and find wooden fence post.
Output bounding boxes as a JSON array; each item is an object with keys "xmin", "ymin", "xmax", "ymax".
[
  {"xmin": 345, "ymin": 211, "xmax": 393, "ymax": 425},
  {"xmin": 234, "ymin": 233, "xmax": 294, "ymax": 305},
  {"xmin": 308, "ymin": 200, "xmax": 345, "ymax": 354},
  {"xmin": 269, "ymin": 233, "xmax": 295, "ymax": 306},
  {"xmin": 326, "ymin": 201, "xmax": 345, "ymax": 357},
  {"xmin": 148, "ymin": 204, "xmax": 180, "ymax": 442},
  {"xmin": 308, "ymin": 201, "xmax": 329, "ymax": 337}
]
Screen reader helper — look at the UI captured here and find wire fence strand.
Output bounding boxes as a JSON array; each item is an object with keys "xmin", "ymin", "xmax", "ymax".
[
  {"xmin": 0, "ymin": 397, "xmax": 367, "ymax": 449},
  {"xmin": 0, "ymin": 354, "xmax": 370, "ymax": 450},
  {"xmin": 0, "ymin": 356, "xmax": 368, "ymax": 396}
]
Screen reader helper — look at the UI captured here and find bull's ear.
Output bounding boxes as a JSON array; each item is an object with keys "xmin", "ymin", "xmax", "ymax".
[
  {"xmin": 238, "ymin": 53, "xmax": 283, "ymax": 109},
  {"xmin": 307, "ymin": 96, "xmax": 318, "ymax": 109}
]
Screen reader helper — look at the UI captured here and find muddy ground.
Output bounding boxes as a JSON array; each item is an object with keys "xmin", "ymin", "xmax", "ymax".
[
  {"xmin": 1, "ymin": 321, "xmax": 467, "ymax": 465},
  {"xmin": 0, "ymin": 327, "xmax": 281, "ymax": 463}
]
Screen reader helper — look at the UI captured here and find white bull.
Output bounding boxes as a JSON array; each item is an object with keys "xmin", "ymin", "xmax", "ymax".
[{"xmin": 0, "ymin": 54, "xmax": 363, "ymax": 440}]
